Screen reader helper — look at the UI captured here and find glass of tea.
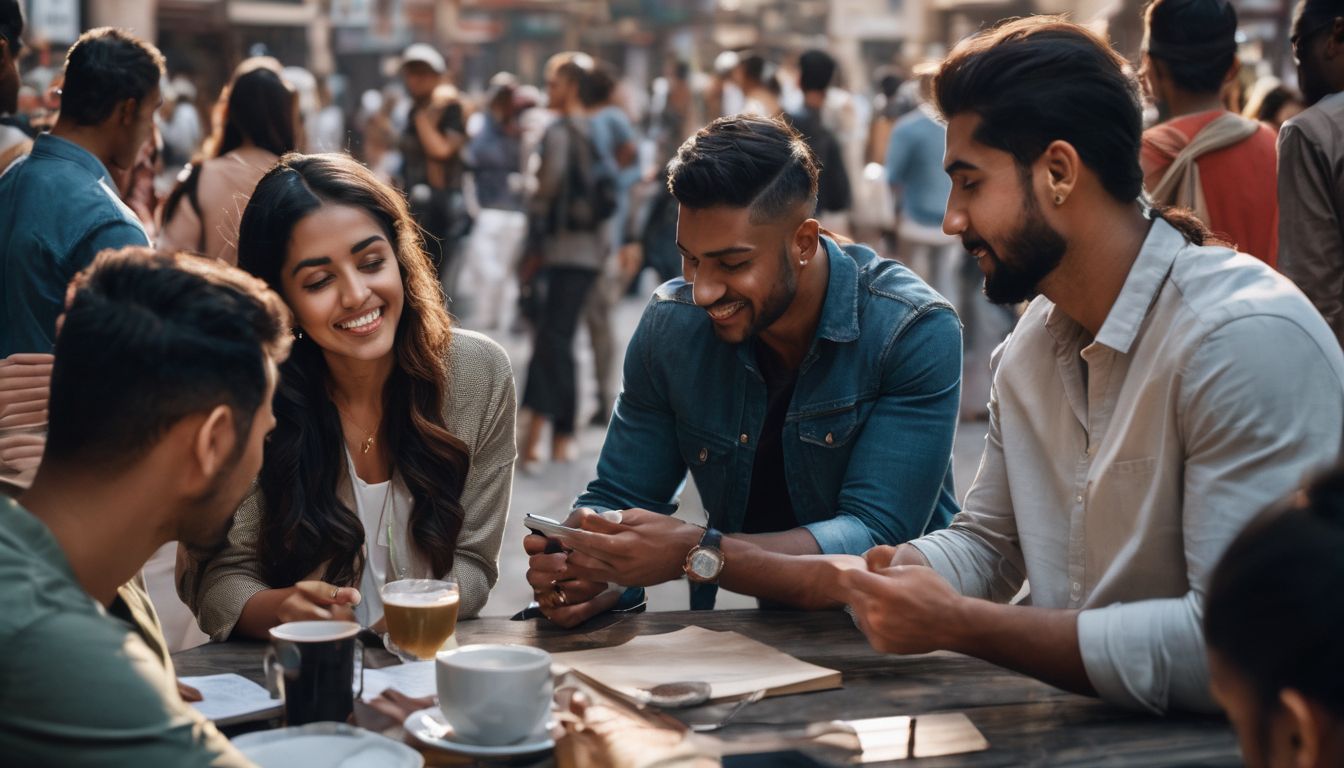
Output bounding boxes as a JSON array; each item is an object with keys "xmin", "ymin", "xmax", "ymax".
[{"xmin": 380, "ymin": 578, "xmax": 460, "ymax": 661}]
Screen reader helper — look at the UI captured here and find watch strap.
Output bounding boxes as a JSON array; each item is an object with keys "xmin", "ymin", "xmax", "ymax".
[{"xmin": 699, "ymin": 526, "xmax": 723, "ymax": 550}]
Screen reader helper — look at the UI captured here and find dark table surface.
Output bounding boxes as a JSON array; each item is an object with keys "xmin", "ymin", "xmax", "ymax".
[{"xmin": 172, "ymin": 609, "xmax": 1241, "ymax": 767}]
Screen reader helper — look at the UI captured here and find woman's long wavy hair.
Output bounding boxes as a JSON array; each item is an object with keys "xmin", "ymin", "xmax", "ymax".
[
  {"xmin": 236, "ymin": 152, "xmax": 470, "ymax": 587},
  {"xmin": 162, "ymin": 58, "xmax": 299, "ymax": 223}
]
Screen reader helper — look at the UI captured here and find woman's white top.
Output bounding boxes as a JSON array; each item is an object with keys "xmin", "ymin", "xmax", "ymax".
[{"xmin": 344, "ymin": 446, "xmax": 413, "ymax": 626}]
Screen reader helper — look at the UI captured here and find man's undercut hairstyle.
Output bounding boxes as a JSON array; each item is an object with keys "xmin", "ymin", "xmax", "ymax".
[
  {"xmin": 59, "ymin": 27, "xmax": 164, "ymax": 126},
  {"xmin": 1205, "ymin": 467, "xmax": 1344, "ymax": 719},
  {"xmin": 44, "ymin": 248, "xmax": 292, "ymax": 470},
  {"xmin": 666, "ymin": 114, "xmax": 819, "ymax": 224},
  {"xmin": 1144, "ymin": 0, "xmax": 1239, "ymax": 94},
  {"xmin": 935, "ymin": 17, "xmax": 1145, "ymax": 205},
  {"xmin": 798, "ymin": 50, "xmax": 837, "ymax": 93}
]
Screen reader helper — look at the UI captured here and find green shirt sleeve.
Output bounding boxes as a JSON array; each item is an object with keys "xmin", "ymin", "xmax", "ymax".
[{"xmin": 0, "ymin": 610, "xmax": 254, "ymax": 767}]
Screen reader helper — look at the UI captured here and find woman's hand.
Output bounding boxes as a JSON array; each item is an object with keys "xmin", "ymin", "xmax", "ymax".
[{"xmin": 277, "ymin": 580, "xmax": 362, "ymax": 623}]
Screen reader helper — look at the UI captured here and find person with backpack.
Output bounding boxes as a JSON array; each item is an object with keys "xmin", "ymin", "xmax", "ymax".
[
  {"xmin": 519, "ymin": 52, "xmax": 617, "ymax": 471},
  {"xmin": 158, "ymin": 58, "xmax": 298, "ymax": 265},
  {"xmin": 785, "ymin": 50, "xmax": 853, "ymax": 235},
  {"xmin": 1139, "ymin": 0, "xmax": 1279, "ymax": 266}
]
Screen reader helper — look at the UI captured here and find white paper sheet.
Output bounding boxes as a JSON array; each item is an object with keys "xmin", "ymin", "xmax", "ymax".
[
  {"xmin": 360, "ymin": 660, "xmax": 436, "ymax": 702},
  {"xmin": 180, "ymin": 673, "xmax": 282, "ymax": 725},
  {"xmin": 549, "ymin": 625, "xmax": 841, "ymax": 701}
]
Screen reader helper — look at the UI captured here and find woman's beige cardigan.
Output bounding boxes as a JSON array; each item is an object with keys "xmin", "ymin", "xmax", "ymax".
[{"xmin": 179, "ymin": 329, "xmax": 517, "ymax": 641}]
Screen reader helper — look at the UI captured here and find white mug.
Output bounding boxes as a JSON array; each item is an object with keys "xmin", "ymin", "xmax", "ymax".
[{"xmin": 436, "ymin": 644, "xmax": 552, "ymax": 746}]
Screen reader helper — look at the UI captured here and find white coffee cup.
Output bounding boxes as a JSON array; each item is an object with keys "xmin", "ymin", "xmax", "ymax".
[{"xmin": 436, "ymin": 644, "xmax": 552, "ymax": 746}]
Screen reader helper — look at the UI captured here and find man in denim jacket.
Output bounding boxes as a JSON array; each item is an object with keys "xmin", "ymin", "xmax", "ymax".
[{"xmin": 525, "ymin": 115, "xmax": 962, "ymax": 624}]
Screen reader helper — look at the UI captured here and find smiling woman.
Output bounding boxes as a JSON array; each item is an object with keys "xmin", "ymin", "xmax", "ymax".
[{"xmin": 177, "ymin": 153, "xmax": 518, "ymax": 643}]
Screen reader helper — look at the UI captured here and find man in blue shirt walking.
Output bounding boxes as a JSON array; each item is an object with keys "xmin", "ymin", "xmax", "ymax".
[
  {"xmin": 524, "ymin": 115, "xmax": 962, "ymax": 624},
  {"xmin": 0, "ymin": 27, "xmax": 163, "ymax": 356}
]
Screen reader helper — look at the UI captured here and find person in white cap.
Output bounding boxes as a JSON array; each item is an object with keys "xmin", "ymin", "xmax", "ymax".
[{"xmin": 399, "ymin": 43, "xmax": 471, "ymax": 306}]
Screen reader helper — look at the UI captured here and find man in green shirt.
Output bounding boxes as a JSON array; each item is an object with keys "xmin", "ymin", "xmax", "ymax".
[{"xmin": 0, "ymin": 247, "xmax": 291, "ymax": 766}]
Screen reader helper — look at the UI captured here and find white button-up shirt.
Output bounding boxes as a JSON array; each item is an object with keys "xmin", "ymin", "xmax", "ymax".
[{"xmin": 913, "ymin": 217, "xmax": 1344, "ymax": 713}]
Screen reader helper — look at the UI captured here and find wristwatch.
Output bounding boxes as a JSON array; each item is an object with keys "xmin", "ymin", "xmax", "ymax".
[{"xmin": 683, "ymin": 527, "xmax": 725, "ymax": 584}]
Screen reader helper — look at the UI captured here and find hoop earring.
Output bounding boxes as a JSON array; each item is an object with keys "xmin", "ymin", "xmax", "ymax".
[{"xmin": 1054, "ymin": 194, "xmax": 1064, "ymax": 206}]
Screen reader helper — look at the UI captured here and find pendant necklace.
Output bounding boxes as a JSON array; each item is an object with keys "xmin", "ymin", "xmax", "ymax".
[{"xmin": 336, "ymin": 404, "xmax": 380, "ymax": 455}]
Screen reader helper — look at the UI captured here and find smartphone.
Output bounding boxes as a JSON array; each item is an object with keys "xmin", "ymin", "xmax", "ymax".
[{"xmin": 524, "ymin": 513, "xmax": 583, "ymax": 540}]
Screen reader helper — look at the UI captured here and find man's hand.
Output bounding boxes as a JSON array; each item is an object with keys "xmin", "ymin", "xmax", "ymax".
[
  {"xmin": 523, "ymin": 511, "xmax": 619, "ymax": 629},
  {"xmin": 561, "ymin": 508, "xmax": 701, "ymax": 587},
  {"xmin": 276, "ymin": 581, "xmax": 361, "ymax": 624},
  {"xmin": 838, "ymin": 566, "xmax": 964, "ymax": 655}
]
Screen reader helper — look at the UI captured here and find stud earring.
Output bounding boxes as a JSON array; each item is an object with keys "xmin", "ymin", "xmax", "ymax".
[
  {"xmin": 293, "ymin": 328, "xmax": 304, "ymax": 340},
  {"xmin": 799, "ymin": 258, "xmax": 809, "ymax": 266},
  {"xmin": 1054, "ymin": 194, "xmax": 1064, "ymax": 206}
]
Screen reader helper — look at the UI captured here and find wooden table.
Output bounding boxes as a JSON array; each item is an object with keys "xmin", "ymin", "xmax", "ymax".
[{"xmin": 172, "ymin": 609, "xmax": 1240, "ymax": 767}]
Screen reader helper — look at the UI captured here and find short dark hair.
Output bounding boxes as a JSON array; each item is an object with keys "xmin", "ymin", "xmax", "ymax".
[
  {"xmin": 1144, "ymin": 0, "xmax": 1239, "ymax": 94},
  {"xmin": 578, "ymin": 61, "xmax": 617, "ymax": 108},
  {"xmin": 59, "ymin": 27, "xmax": 164, "ymax": 126},
  {"xmin": 798, "ymin": 49, "xmax": 837, "ymax": 93},
  {"xmin": 45, "ymin": 248, "xmax": 292, "ymax": 470},
  {"xmin": 935, "ymin": 17, "xmax": 1144, "ymax": 205},
  {"xmin": 0, "ymin": 0, "xmax": 23, "ymax": 55},
  {"xmin": 1205, "ymin": 467, "xmax": 1344, "ymax": 718},
  {"xmin": 738, "ymin": 52, "xmax": 767, "ymax": 84},
  {"xmin": 666, "ymin": 114, "xmax": 819, "ymax": 223}
]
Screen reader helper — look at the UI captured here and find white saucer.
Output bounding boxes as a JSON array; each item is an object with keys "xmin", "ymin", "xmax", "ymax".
[
  {"xmin": 234, "ymin": 722, "xmax": 423, "ymax": 768},
  {"xmin": 403, "ymin": 707, "xmax": 555, "ymax": 757}
]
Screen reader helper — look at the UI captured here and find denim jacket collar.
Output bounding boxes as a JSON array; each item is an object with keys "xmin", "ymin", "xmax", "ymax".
[
  {"xmin": 736, "ymin": 236, "xmax": 863, "ymax": 373},
  {"xmin": 815, "ymin": 236, "xmax": 863, "ymax": 344},
  {"xmin": 30, "ymin": 134, "xmax": 113, "ymax": 183}
]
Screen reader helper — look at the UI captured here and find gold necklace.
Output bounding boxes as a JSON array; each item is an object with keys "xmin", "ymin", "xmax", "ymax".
[{"xmin": 335, "ymin": 404, "xmax": 380, "ymax": 455}]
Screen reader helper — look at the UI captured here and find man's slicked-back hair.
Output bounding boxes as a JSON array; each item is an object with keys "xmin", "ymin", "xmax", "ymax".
[
  {"xmin": 59, "ymin": 27, "xmax": 165, "ymax": 126},
  {"xmin": 934, "ymin": 16, "xmax": 1145, "ymax": 205},
  {"xmin": 666, "ymin": 114, "xmax": 819, "ymax": 224},
  {"xmin": 44, "ymin": 248, "xmax": 292, "ymax": 470},
  {"xmin": 0, "ymin": 0, "xmax": 23, "ymax": 50}
]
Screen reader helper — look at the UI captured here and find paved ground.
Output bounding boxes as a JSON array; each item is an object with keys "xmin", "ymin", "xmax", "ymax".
[{"xmin": 470, "ymin": 287, "xmax": 991, "ymax": 617}]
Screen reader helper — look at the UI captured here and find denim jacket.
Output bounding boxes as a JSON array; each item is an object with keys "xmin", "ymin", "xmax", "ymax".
[
  {"xmin": 0, "ymin": 134, "xmax": 149, "ymax": 356},
  {"xmin": 575, "ymin": 237, "xmax": 963, "ymax": 607}
]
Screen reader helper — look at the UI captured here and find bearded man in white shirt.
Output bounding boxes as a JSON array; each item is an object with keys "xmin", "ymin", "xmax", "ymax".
[{"xmin": 831, "ymin": 17, "xmax": 1344, "ymax": 714}]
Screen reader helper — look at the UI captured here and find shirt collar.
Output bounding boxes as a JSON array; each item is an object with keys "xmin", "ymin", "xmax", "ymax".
[
  {"xmin": 30, "ymin": 133, "xmax": 114, "ymax": 182},
  {"xmin": 815, "ymin": 236, "xmax": 862, "ymax": 344},
  {"xmin": 1092, "ymin": 216, "xmax": 1183, "ymax": 355}
]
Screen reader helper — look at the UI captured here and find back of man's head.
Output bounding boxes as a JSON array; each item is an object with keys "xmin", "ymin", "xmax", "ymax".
[
  {"xmin": 666, "ymin": 114, "xmax": 818, "ymax": 224},
  {"xmin": 1144, "ymin": 0, "xmax": 1239, "ymax": 94},
  {"xmin": 798, "ymin": 50, "xmax": 837, "ymax": 94},
  {"xmin": 0, "ymin": 0, "xmax": 22, "ymax": 114},
  {"xmin": 935, "ymin": 16, "xmax": 1145, "ymax": 206},
  {"xmin": 578, "ymin": 61, "xmax": 617, "ymax": 108},
  {"xmin": 59, "ymin": 27, "xmax": 164, "ymax": 127},
  {"xmin": 44, "ymin": 248, "xmax": 292, "ymax": 472}
]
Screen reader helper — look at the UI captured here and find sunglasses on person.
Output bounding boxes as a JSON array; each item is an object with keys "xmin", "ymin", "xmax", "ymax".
[
  {"xmin": 0, "ymin": 26, "xmax": 21, "ymax": 58},
  {"xmin": 1292, "ymin": 16, "xmax": 1339, "ymax": 66}
]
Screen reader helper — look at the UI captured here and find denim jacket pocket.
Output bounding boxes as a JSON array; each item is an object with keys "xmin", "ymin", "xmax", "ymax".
[
  {"xmin": 797, "ymin": 407, "xmax": 860, "ymax": 449},
  {"xmin": 676, "ymin": 421, "xmax": 734, "ymax": 518}
]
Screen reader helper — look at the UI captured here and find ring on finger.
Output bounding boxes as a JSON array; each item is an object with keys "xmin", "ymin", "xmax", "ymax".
[
  {"xmin": 330, "ymin": 586, "xmax": 339, "ymax": 600},
  {"xmin": 555, "ymin": 586, "xmax": 568, "ymax": 605}
]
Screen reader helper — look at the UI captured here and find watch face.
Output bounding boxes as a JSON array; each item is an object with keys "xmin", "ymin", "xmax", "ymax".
[{"xmin": 689, "ymin": 548, "xmax": 723, "ymax": 579}]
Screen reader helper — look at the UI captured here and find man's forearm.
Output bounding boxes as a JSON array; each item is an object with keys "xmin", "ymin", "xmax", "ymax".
[
  {"xmin": 718, "ymin": 530, "xmax": 857, "ymax": 609},
  {"xmin": 947, "ymin": 600, "xmax": 1095, "ymax": 697}
]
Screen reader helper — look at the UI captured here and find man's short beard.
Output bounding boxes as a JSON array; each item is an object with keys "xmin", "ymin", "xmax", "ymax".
[
  {"xmin": 982, "ymin": 183, "xmax": 1067, "ymax": 305},
  {"xmin": 743, "ymin": 242, "xmax": 799, "ymax": 337}
]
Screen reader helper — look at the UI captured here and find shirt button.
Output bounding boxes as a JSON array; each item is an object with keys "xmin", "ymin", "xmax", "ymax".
[
  {"xmin": 739, "ymin": 434, "xmax": 749, "ymax": 444},
  {"xmin": 825, "ymin": 432, "xmax": 834, "ymax": 445},
  {"xmin": 1075, "ymin": 495, "xmax": 1083, "ymax": 503},
  {"xmin": 1072, "ymin": 582, "xmax": 1081, "ymax": 591},
  {"xmin": 698, "ymin": 448, "xmax": 708, "ymax": 463}
]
